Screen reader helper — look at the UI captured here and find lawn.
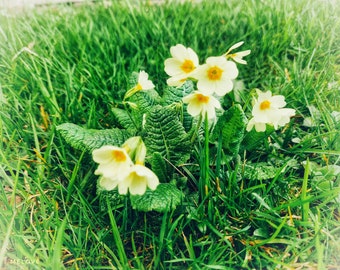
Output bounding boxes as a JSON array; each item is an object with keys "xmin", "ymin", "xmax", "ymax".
[{"xmin": 0, "ymin": 0, "xmax": 339, "ymax": 269}]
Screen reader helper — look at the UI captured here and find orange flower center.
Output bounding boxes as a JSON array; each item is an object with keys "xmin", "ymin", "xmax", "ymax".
[
  {"xmin": 260, "ymin": 100, "xmax": 271, "ymax": 110},
  {"xmin": 181, "ymin": 59, "xmax": 195, "ymax": 73},
  {"xmin": 196, "ymin": 93, "xmax": 210, "ymax": 104},
  {"xmin": 112, "ymin": 150, "xmax": 127, "ymax": 162},
  {"xmin": 207, "ymin": 66, "xmax": 223, "ymax": 80}
]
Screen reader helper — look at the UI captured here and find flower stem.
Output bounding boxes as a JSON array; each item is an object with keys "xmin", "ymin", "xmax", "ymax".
[
  {"xmin": 203, "ymin": 113, "xmax": 213, "ymax": 222},
  {"xmin": 204, "ymin": 113, "xmax": 210, "ymax": 196}
]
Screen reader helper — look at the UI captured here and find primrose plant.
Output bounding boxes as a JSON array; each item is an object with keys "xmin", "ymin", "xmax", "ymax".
[{"xmin": 57, "ymin": 41, "xmax": 295, "ymax": 213}]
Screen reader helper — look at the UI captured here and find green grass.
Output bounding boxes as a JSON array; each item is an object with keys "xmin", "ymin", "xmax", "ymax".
[{"xmin": 1, "ymin": 0, "xmax": 340, "ymax": 269}]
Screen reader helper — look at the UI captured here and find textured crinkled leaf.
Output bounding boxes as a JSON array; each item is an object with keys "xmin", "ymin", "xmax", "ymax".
[
  {"xmin": 130, "ymin": 89, "xmax": 160, "ymax": 114},
  {"xmin": 126, "ymin": 90, "xmax": 161, "ymax": 129},
  {"xmin": 111, "ymin": 107, "xmax": 137, "ymax": 132},
  {"xmin": 128, "ymin": 71, "xmax": 139, "ymax": 87},
  {"xmin": 212, "ymin": 104, "xmax": 247, "ymax": 156},
  {"xmin": 151, "ymin": 152, "xmax": 169, "ymax": 182},
  {"xmin": 241, "ymin": 125, "xmax": 275, "ymax": 151},
  {"xmin": 130, "ymin": 183, "xmax": 183, "ymax": 212},
  {"xmin": 161, "ymin": 80, "xmax": 194, "ymax": 106},
  {"xmin": 161, "ymin": 80, "xmax": 194, "ymax": 131},
  {"xmin": 243, "ymin": 162, "xmax": 277, "ymax": 180},
  {"xmin": 98, "ymin": 189, "xmax": 123, "ymax": 212},
  {"xmin": 57, "ymin": 123, "xmax": 131, "ymax": 152},
  {"xmin": 182, "ymin": 107, "xmax": 194, "ymax": 132},
  {"xmin": 144, "ymin": 105, "xmax": 191, "ymax": 166}
]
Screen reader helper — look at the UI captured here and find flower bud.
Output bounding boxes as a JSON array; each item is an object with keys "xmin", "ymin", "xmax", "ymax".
[{"xmin": 122, "ymin": 136, "xmax": 147, "ymax": 164}]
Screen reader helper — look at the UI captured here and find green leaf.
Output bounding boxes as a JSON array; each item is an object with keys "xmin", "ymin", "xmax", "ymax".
[
  {"xmin": 241, "ymin": 125, "xmax": 275, "ymax": 151},
  {"xmin": 130, "ymin": 183, "xmax": 183, "ymax": 212},
  {"xmin": 243, "ymin": 162, "xmax": 277, "ymax": 180},
  {"xmin": 161, "ymin": 81, "xmax": 195, "ymax": 132},
  {"xmin": 182, "ymin": 108, "xmax": 194, "ymax": 132},
  {"xmin": 126, "ymin": 71, "xmax": 161, "ymax": 112},
  {"xmin": 130, "ymin": 90, "xmax": 160, "ymax": 115},
  {"xmin": 98, "ymin": 189, "xmax": 123, "ymax": 212},
  {"xmin": 151, "ymin": 152, "xmax": 169, "ymax": 182},
  {"xmin": 128, "ymin": 71, "xmax": 139, "ymax": 87},
  {"xmin": 310, "ymin": 164, "xmax": 340, "ymax": 191},
  {"xmin": 143, "ymin": 105, "xmax": 191, "ymax": 166},
  {"xmin": 57, "ymin": 123, "xmax": 131, "ymax": 152},
  {"xmin": 126, "ymin": 90, "xmax": 161, "ymax": 130},
  {"xmin": 161, "ymin": 80, "xmax": 194, "ymax": 105},
  {"xmin": 212, "ymin": 104, "xmax": 247, "ymax": 156},
  {"xmin": 111, "ymin": 107, "xmax": 137, "ymax": 132}
]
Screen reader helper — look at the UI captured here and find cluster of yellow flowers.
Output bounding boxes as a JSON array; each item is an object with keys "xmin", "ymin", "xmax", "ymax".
[
  {"xmin": 92, "ymin": 137, "xmax": 159, "ymax": 195},
  {"xmin": 163, "ymin": 42, "xmax": 295, "ymax": 128},
  {"xmin": 92, "ymin": 42, "xmax": 296, "ymax": 195},
  {"xmin": 164, "ymin": 43, "xmax": 246, "ymax": 119}
]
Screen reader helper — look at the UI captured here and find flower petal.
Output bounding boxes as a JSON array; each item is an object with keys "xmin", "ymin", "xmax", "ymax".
[
  {"xmin": 117, "ymin": 178, "xmax": 130, "ymax": 195},
  {"xmin": 213, "ymin": 78, "xmax": 233, "ymax": 96},
  {"xmin": 246, "ymin": 117, "xmax": 255, "ymax": 132},
  {"xmin": 205, "ymin": 104, "xmax": 216, "ymax": 119},
  {"xmin": 186, "ymin": 102, "xmax": 203, "ymax": 117},
  {"xmin": 166, "ymin": 75, "xmax": 187, "ymax": 86},
  {"xmin": 254, "ymin": 122, "xmax": 267, "ymax": 132},
  {"xmin": 270, "ymin": 95, "xmax": 286, "ymax": 108},
  {"xmin": 257, "ymin": 90, "xmax": 272, "ymax": 101},
  {"xmin": 233, "ymin": 57, "xmax": 248, "ymax": 65},
  {"xmin": 129, "ymin": 178, "xmax": 147, "ymax": 195},
  {"xmin": 170, "ymin": 44, "xmax": 187, "ymax": 60},
  {"xmin": 196, "ymin": 77, "xmax": 216, "ymax": 95},
  {"xmin": 99, "ymin": 176, "xmax": 119, "ymax": 191},
  {"xmin": 134, "ymin": 165, "xmax": 159, "ymax": 190},
  {"xmin": 210, "ymin": 95, "xmax": 222, "ymax": 109},
  {"xmin": 205, "ymin": 56, "xmax": 227, "ymax": 66},
  {"xmin": 236, "ymin": 50, "xmax": 251, "ymax": 57},
  {"xmin": 116, "ymin": 165, "xmax": 160, "ymax": 195},
  {"xmin": 138, "ymin": 70, "xmax": 148, "ymax": 82},
  {"xmin": 223, "ymin": 61, "xmax": 239, "ymax": 79},
  {"xmin": 92, "ymin": 145, "xmax": 117, "ymax": 164},
  {"xmin": 187, "ymin": 47, "xmax": 199, "ymax": 66},
  {"xmin": 137, "ymin": 71, "xmax": 155, "ymax": 90},
  {"xmin": 147, "ymin": 173, "xmax": 159, "ymax": 190},
  {"xmin": 164, "ymin": 58, "xmax": 184, "ymax": 76},
  {"xmin": 228, "ymin": 41, "xmax": 244, "ymax": 51}
]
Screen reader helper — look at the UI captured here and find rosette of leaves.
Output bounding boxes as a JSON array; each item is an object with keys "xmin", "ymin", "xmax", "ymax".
[{"xmin": 56, "ymin": 78, "xmax": 194, "ymax": 212}]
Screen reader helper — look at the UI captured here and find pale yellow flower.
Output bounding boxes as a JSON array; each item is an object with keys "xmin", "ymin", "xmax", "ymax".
[
  {"xmin": 124, "ymin": 71, "xmax": 155, "ymax": 99},
  {"xmin": 192, "ymin": 56, "xmax": 238, "ymax": 96},
  {"xmin": 92, "ymin": 145, "xmax": 133, "ymax": 180},
  {"xmin": 182, "ymin": 91, "xmax": 221, "ymax": 119},
  {"xmin": 224, "ymin": 41, "xmax": 251, "ymax": 65},
  {"xmin": 246, "ymin": 90, "xmax": 296, "ymax": 132},
  {"xmin": 164, "ymin": 44, "xmax": 199, "ymax": 86},
  {"xmin": 136, "ymin": 70, "xmax": 155, "ymax": 90},
  {"xmin": 93, "ymin": 139, "xmax": 159, "ymax": 195},
  {"xmin": 117, "ymin": 164, "xmax": 159, "ymax": 195}
]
